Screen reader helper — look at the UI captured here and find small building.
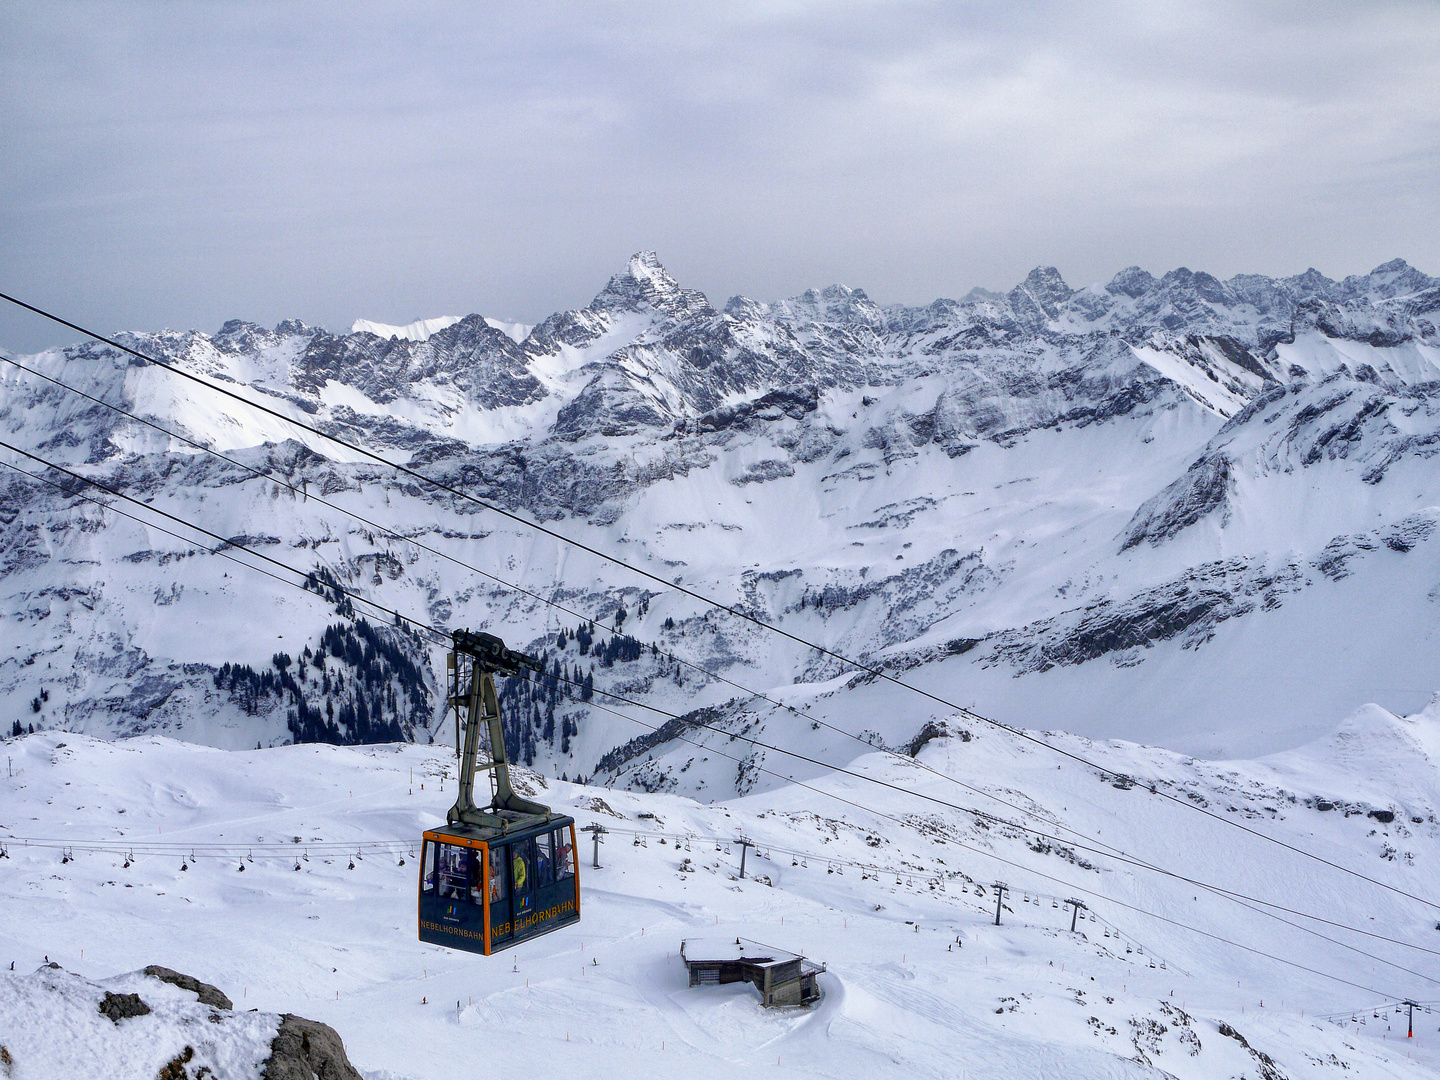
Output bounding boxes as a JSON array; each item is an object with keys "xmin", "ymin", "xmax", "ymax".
[{"xmin": 680, "ymin": 937, "xmax": 825, "ymax": 1007}]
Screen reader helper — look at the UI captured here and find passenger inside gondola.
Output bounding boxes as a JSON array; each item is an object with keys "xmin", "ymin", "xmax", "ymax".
[
  {"xmin": 489, "ymin": 846, "xmax": 507, "ymax": 904},
  {"xmin": 469, "ymin": 851, "xmax": 485, "ymax": 905},
  {"xmin": 554, "ymin": 831, "xmax": 574, "ymax": 878},
  {"xmin": 513, "ymin": 847, "xmax": 531, "ymax": 912},
  {"xmin": 438, "ymin": 844, "xmax": 469, "ymax": 900}
]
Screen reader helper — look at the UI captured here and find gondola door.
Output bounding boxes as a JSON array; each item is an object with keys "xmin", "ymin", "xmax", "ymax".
[
  {"xmin": 488, "ymin": 840, "xmax": 515, "ymax": 947},
  {"xmin": 510, "ymin": 837, "xmax": 536, "ymax": 931}
]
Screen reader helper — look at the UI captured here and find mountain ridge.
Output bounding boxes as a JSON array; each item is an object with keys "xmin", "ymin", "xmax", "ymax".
[{"xmin": 0, "ymin": 252, "xmax": 1437, "ymax": 779}]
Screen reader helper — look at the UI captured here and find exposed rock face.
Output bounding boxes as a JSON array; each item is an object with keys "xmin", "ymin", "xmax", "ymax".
[
  {"xmin": 98, "ymin": 990, "xmax": 151, "ymax": 1023},
  {"xmin": 261, "ymin": 1013, "xmax": 363, "ymax": 1080},
  {"xmin": 1122, "ymin": 455, "xmax": 1233, "ymax": 550},
  {"xmin": 143, "ymin": 966, "xmax": 233, "ymax": 1010},
  {"xmin": 1, "ymin": 964, "xmax": 365, "ymax": 1080}
]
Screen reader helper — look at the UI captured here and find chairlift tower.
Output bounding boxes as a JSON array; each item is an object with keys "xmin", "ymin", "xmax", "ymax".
[
  {"xmin": 734, "ymin": 836, "xmax": 755, "ymax": 880},
  {"xmin": 582, "ymin": 823, "xmax": 608, "ymax": 869}
]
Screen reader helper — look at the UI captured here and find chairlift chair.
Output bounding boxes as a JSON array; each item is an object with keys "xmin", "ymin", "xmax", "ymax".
[{"xmin": 418, "ymin": 632, "xmax": 580, "ymax": 956}]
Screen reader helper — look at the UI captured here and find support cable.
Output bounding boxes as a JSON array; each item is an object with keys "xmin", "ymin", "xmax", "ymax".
[
  {"xmin": 4, "ymin": 438, "xmax": 1437, "ymax": 984},
  {"xmin": 1, "ymin": 291, "xmax": 1429, "ymax": 911}
]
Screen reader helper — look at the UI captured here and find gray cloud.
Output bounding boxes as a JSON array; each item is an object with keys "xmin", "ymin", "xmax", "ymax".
[{"xmin": 2, "ymin": 0, "xmax": 1436, "ymax": 351}]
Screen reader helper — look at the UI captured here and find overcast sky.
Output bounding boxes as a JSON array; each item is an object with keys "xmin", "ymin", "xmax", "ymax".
[{"xmin": 2, "ymin": 1, "xmax": 1437, "ymax": 352}]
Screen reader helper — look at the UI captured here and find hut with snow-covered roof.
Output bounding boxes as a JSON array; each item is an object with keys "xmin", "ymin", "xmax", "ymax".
[{"xmin": 680, "ymin": 937, "xmax": 824, "ymax": 1007}]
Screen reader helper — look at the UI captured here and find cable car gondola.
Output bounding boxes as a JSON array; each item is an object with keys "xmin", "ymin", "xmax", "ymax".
[{"xmin": 418, "ymin": 631, "xmax": 579, "ymax": 955}]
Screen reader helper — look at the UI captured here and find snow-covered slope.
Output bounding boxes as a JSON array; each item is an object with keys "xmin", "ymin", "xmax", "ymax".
[
  {"xmin": 3, "ymin": 714, "xmax": 1440, "ymax": 1078},
  {"xmin": 351, "ymin": 316, "xmax": 465, "ymax": 342},
  {"xmin": 0, "ymin": 254, "xmax": 1437, "ymax": 773}
]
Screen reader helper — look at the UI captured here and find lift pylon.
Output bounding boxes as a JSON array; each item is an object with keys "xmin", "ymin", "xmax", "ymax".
[{"xmin": 446, "ymin": 630, "xmax": 549, "ymax": 831}]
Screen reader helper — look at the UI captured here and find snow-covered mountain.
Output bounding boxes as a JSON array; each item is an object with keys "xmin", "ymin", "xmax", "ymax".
[{"xmin": 1, "ymin": 253, "xmax": 1437, "ymax": 778}]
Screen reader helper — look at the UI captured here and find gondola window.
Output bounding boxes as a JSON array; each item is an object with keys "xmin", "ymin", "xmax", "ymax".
[{"xmin": 554, "ymin": 829, "xmax": 574, "ymax": 880}]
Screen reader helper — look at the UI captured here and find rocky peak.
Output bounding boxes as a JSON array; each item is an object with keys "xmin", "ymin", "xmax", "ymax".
[
  {"xmin": 1285, "ymin": 268, "xmax": 1338, "ymax": 297},
  {"xmin": 212, "ymin": 319, "xmax": 273, "ymax": 354},
  {"xmin": 1106, "ymin": 266, "xmax": 1156, "ymax": 299},
  {"xmin": 1008, "ymin": 266, "xmax": 1072, "ymax": 322},
  {"xmin": 589, "ymin": 251, "xmax": 712, "ymax": 321},
  {"xmin": 770, "ymin": 283, "xmax": 886, "ymax": 330},
  {"xmin": 1156, "ymin": 267, "xmax": 1231, "ymax": 306},
  {"xmin": 1342, "ymin": 258, "xmax": 1436, "ymax": 302}
]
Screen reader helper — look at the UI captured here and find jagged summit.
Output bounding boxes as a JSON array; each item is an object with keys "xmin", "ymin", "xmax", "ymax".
[
  {"xmin": 588, "ymin": 250, "xmax": 712, "ymax": 319},
  {"xmin": 1008, "ymin": 266, "xmax": 1073, "ymax": 321},
  {"xmin": 1106, "ymin": 266, "xmax": 1156, "ymax": 299}
]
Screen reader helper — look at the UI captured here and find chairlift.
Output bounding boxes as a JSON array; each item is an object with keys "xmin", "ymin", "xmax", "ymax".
[
  {"xmin": 180, "ymin": 858, "xmax": 188, "ymax": 872},
  {"xmin": 294, "ymin": 860, "xmax": 302, "ymax": 872},
  {"xmin": 1051, "ymin": 899, "xmax": 1058, "ymax": 909},
  {"xmin": 347, "ymin": 859, "xmax": 355, "ymax": 870},
  {"xmin": 237, "ymin": 860, "xmax": 245, "ymax": 872},
  {"xmin": 792, "ymin": 857, "xmax": 798, "ymax": 867},
  {"xmin": 419, "ymin": 633, "xmax": 580, "ymax": 957}
]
